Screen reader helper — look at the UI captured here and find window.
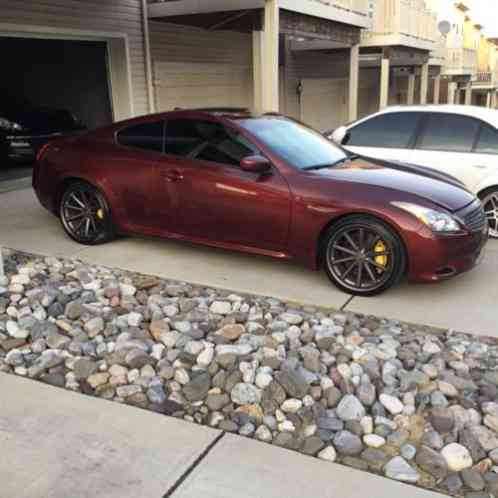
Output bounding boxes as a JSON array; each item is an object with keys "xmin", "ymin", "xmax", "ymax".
[
  {"xmin": 347, "ymin": 112, "xmax": 422, "ymax": 148},
  {"xmin": 240, "ymin": 117, "xmax": 348, "ymax": 170},
  {"xmin": 417, "ymin": 113, "xmax": 480, "ymax": 153},
  {"xmin": 117, "ymin": 121, "xmax": 164, "ymax": 153},
  {"xmin": 475, "ymin": 125, "xmax": 498, "ymax": 154},
  {"xmin": 166, "ymin": 119, "xmax": 257, "ymax": 166}
]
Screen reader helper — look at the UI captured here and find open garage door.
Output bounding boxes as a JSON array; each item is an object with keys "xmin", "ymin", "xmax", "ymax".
[
  {"xmin": 0, "ymin": 37, "xmax": 113, "ymax": 131},
  {"xmin": 153, "ymin": 61, "xmax": 253, "ymax": 111},
  {"xmin": 300, "ymin": 78, "xmax": 348, "ymax": 133}
]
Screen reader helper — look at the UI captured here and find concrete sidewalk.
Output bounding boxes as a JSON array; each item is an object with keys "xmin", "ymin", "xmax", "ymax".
[
  {"xmin": 0, "ymin": 373, "xmax": 446, "ymax": 498},
  {"xmin": 1, "ymin": 188, "xmax": 497, "ymax": 336}
]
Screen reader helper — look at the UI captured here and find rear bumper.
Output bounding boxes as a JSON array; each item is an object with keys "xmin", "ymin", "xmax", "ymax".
[
  {"xmin": 3, "ymin": 130, "xmax": 85, "ymax": 162},
  {"xmin": 407, "ymin": 225, "xmax": 489, "ymax": 282}
]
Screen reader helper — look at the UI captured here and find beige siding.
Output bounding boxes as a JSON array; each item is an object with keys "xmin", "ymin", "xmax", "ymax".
[
  {"xmin": 0, "ymin": 0, "xmax": 149, "ymax": 117},
  {"xmin": 150, "ymin": 21, "xmax": 253, "ymax": 111}
]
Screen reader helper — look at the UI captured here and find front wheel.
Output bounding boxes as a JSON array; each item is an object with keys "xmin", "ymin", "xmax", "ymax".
[
  {"xmin": 59, "ymin": 181, "xmax": 115, "ymax": 245},
  {"xmin": 479, "ymin": 187, "xmax": 498, "ymax": 239},
  {"xmin": 322, "ymin": 216, "xmax": 406, "ymax": 297}
]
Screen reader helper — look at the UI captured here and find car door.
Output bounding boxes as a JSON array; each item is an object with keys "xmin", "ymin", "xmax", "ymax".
[
  {"xmin": 111, "ymin": 120, "xmax": 177, "ymax": 232},
  {"xmin": 470, "ymin": 123, "xmax": 498, "ymax": 191},
  {"xmin": 344, "ymin": 112, "xmax": 423, "ymax": 164},
  {"xmin": 160, "ymin": 117, "xmax": 292, "ymax": 252},
  {"xmin": 410, "ymin": 112, "xmax": 485, "ymax": 192}
]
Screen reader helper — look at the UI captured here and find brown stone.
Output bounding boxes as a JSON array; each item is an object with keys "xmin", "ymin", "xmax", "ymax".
[
  {"xmin": 215, "ymin": 324, "xmax": 245, "ymax": 341},
  {"xmin": 149, "ymin": 320, "xmax": 169, "ymax": 341}
]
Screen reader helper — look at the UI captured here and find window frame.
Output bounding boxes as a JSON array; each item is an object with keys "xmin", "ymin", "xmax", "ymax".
[
  {"xmin": 115, "ymin": 120, "xmax": 166, "ymax": 155},
  {"xmin": 346, "ymin": 111, "xmax": 424, "ymax": 150},
  {"xmin": 413, "ymin": 112, "xmax": 486, "ymax": 155}
]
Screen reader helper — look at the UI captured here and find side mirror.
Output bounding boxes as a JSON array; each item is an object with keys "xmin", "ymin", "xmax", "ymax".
[
  {"xmin": 240, "ymin": 155, "xmax": 272, "ymax": 174},
  {"xmin": 330, "ymin": 126, "xmax": 349, "ymax": 145}
]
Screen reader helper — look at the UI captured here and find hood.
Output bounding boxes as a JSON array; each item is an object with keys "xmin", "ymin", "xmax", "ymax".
[
  {"xmin": 1, "ymin": 105, "xmax": 84, "ymax": 134},
  {"xmin": 316, "ymin": 156, "xmax": 476, "ymax": 212}
]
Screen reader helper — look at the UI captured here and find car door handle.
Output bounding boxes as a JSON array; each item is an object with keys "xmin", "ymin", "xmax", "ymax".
[
  {"xmin": 473, "ymin": 164, "xmax": 487, "ymax": 169},
  {"xmin": 161, "ymin": 170, "xmax": 184, "ymax": 182}
]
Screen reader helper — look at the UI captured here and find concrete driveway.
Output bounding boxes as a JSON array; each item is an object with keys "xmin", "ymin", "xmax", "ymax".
[{"xmin": 1, "ymin": 187, "xmax": 496, "ymax": 337}]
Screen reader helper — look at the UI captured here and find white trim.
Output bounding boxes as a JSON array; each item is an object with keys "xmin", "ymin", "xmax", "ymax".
[
  {"xmin": 149, "ymin": 0, "xmax": 264, "ymax": 18},
  {"xmin": 141, "ymin": 0, "xmax": 155, "ymax": 114},
  {"xmin": 0, "ymin": 22, "xmax": 135, "ymax": 121}
]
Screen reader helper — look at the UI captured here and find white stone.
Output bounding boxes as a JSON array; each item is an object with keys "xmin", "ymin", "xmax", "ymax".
[
  {"xmin": 6, "ymin": 321, "xmax": 29, "ymax": 340},
  {"xmin": 364, "ymin": 434, "xmax": 386, "ymax": 448},
  {"xmin": 278, "ymin": 420, "xmax": 295, "ymax": 432},
  {"xmin": 441, "ymin": 443, "xmax": 473, "ymax": 472},
  {"xmin": 384, "ymin": 457, "xmax": 420, "ymax": 483},
  {"xmin": 423, "ymin": 342, "xmax": 442, "ymax": 355},
  {"xmin": 119, "ymin": 283, "xmax": 136, "ymax": 297},
  {"xmin": 11, "ymin": 274, "xmax": 30, "ymax": 285},
  {"xmin": 197, "ymin": 347, "xmax": 214, "ymax": 368},
  {"xmin": 174, "ymin": 368, "xmax": 190, "ymax": 385},
  {"xmin": 281, "ymin": 399, "xmax": 303, "ymax": 414},
  {"xmin": 231, "ymin": 383, "xmax": 261, "ymax": 405},
  {"xmin": 280, "ymin": 312, "xmax": 303, "ymax": 325},
  {"xmin": 255, "ymin": 372, "xmax": 273, "ymax": 389},
  {"xmin": 360, "ymin": 416, "xmax": 373, "ymax": 435},
  {"xmin": 127, "ymin": 312, "xmax": 143, "ymax": 327},
  {"xmin": 210, "ymin": 301, "xmax": 232, "ymax": 315},
  {"xmin": 318, "ymin": 446, "xmax": 337, "ymax": 462},
  {"xmin": 379, "ymin": 394, "xmax": 404, "ymax": 415}
]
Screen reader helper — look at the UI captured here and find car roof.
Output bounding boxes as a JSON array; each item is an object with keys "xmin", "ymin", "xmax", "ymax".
[{"xmin": 369, "ymin": 104, "xmax": 498, "ymax": 128}]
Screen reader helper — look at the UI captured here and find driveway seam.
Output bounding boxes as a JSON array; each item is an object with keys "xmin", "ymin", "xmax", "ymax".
[
  {"xmin": 162, "ymin": 431, "xmax": 225, "ymax": 497},
  {"xmin": 340, "ymin": 295, "xmax": 354, "ymax": 310}
]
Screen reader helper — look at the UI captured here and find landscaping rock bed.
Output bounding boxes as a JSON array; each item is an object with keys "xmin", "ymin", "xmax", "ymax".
[{"xmin": 2, "ymin": 248, "xmax": 498, "ymax": 498}]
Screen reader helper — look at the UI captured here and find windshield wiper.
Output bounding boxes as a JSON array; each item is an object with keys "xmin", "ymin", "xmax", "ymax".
[{"xmin": 303, "ymin": 154, "xmax": 359, "ymax": 171}]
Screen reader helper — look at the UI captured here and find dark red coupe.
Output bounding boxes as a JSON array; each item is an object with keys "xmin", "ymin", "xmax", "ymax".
[{"xmin": 33, "ymin": 109, "xmax": 488, "ymax": 296}]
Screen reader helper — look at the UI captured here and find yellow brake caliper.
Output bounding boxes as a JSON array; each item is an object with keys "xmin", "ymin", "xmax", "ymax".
[
  {"xmin": 374, "ymin": 240, "xmax": 388, "ymax": 267},
  {"xmin": 96, "ymin": 209, "xmax": 105, "ymax": 220}
]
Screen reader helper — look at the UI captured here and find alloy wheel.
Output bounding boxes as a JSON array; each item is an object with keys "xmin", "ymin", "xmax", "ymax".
[
  {"xmin": 482, "ymin": 191, "xmax": 498, "ymax": 238},
  {"xmin": 326, "ymin": 225, "xmax": 395, "ymax": 293},
  {"xmin": 61, "ymin": 185, "xmax": 108, "ymax": 243}
]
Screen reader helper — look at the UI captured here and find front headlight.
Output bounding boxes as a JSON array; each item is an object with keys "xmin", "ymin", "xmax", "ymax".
[
  {"xmin": 391, "ymin": 202, "xmax": 462, "ymax": 233},
  {"xmin": 0, "ymin": 117, "xmax": 24, "ymax": 131}
]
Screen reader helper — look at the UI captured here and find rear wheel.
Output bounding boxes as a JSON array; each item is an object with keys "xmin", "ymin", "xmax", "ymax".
[
  {"xmin": 59, "ymin": 181, "xmax": 115, "ymax": 245},
  {"xmin": 479, "ymin": 187, "xmax": 498, "ymax": 239},
  {"xmin": 322, "ymin": 216, "xmax": 406, "ymax": 296}
]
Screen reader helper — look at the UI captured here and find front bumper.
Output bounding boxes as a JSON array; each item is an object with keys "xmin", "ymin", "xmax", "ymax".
[{"xmin": 407, "ymin": 225, "xmax": 489, "ymax": 282}]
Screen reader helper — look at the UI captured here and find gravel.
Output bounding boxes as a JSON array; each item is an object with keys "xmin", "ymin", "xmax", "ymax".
[{"xmin": 3, "ymin": 248, "xmax": 498, "ymax": 497}]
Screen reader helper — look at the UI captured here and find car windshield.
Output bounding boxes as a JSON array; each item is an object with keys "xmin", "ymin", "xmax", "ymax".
[{"xmin": 239, "ymin": 117, "xmax": 348, "ymax": 170}]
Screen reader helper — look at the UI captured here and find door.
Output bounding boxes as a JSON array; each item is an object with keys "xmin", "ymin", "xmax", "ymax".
[
  {"xmin": 345, "ymin": 112, "xmax": 423, "ymax": 164},
  {"xmin": 112, "ymin": 120, "xmax": 176, "ymax": 231},
  {"xmin": 159, "ymin": 118, "xmax": 291, "ymax": 252},
  {"xmin": 410, "ymin": 113, "xmax": 488, "ymax": 192}
]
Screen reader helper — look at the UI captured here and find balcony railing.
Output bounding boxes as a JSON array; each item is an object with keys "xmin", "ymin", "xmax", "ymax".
[
  {"xmin": 362, "ymin": 0, "xmax": 437, "ymax": 45},
  {"xmin": 444, "ymin": 47, "xmax": 478, "ymax": 76}
]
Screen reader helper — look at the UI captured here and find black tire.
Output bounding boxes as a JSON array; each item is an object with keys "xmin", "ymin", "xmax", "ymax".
[
  {"xmin": 321, "ymin": 215, "xmax": 406, "ymax": 297},
  {"xmin": 478, "ymin": 187, "xmax": 498, "ymax": 239},
  {"xmin": 59, "ymin": 181, "xmax": 115, "ymax": 245}
]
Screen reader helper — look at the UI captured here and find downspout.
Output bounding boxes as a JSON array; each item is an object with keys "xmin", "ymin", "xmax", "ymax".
[{"xmin": 141, "ymin": 0, "xmax": 156, "ymax": 114}]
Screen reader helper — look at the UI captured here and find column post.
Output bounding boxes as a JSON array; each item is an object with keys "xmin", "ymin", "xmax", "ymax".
[
  {"xmin": 465, "ymin": 83, "xmax": 472, "ymax": 105},
  {"xmin": 420, "ymin": 62, "xmax": 429, "ymax": 104},
  {"xmin": 433, "ymin": 74, "xmax": 441, "ymax": 104},
  {"xmin": 407, "ymin": 71, "xmax": 415, "ymax": 105},
  {"xmin": 448, "ymin": 81, "xmax": 457, "ymax": 104},
  {"xmin": 380, "ymin": 48, "xmax": 390, "ymax": 109},
  {"xmin": 349, "ymin": 43, "xmax": 360, "ymax": 121}
]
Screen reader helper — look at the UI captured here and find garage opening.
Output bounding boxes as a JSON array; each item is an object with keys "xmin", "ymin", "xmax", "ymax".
[{"xmin": 0, "ymin": 36, "xmax": 113, "ymax": 131}]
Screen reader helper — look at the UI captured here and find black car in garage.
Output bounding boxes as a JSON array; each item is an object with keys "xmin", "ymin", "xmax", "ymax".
[{"xmin": 0, "ymin": 97, "xmax": 86, "ymax": 162}]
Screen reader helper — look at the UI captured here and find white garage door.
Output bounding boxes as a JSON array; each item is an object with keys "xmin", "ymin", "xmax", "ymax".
[
  {"xmin": 154, "ymin": 61, "xmax": 253, "ymax": 112},
  {"xmin": 300, "ymin": 78, "xmax": 348, "ymax": 132}
]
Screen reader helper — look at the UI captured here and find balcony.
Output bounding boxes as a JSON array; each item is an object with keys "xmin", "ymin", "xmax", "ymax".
[
  {"xmin": 473, "ymin": 70, "xmax": 498, "ymax": 89},
  {"xmin": 361, "ymin": 0, "xmax": 438, "ymax": 52},
  {"xmin": 443, "ymin": 47, "xmax": 478, "ymax": 77},
  {"xmin": 148, "ymin": 0, "xmax": 371, "ymax": 29}
]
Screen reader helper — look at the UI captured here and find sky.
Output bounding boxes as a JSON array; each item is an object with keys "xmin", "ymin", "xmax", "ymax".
[{"xmin": 433, "ymin": 0, "xmax": 498, "ymax": 37}]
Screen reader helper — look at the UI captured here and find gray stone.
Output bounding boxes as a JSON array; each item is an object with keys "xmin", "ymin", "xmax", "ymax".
[
  {"xmin": 415, "ymin": 445, "xmax": 448, "ymax": 479},
  {"xmin": 231, "ymin": 383, "xmax": 261, "ymax": 405},
  {"xmin": 206, "ymin": 393, "xmax": 230, "ymax": 411},
  {"xmin": 183, "ymin": 373, "xmax": 211, "ymax": 402},
  {"xmin": 336, "ymin": 394, "xmax": 366, "ymax": 422},
  {"xmin": 461, "ymin": 468, "xmax": 485, "ymax": 491},
  {"xmin": 384, "ymin": 457, "xmax": 420, "ymax": 483},
  {"xmin": 275, "ymin": 367, "xmax": 309, "ymax": 398},
  {"xmin": 431, "ymin": 407, "xmax": 455, "ymax": 433},
  {"xmin": 357, "ymin": 382, "xmax": 376, "ymax": 406},
  {"xmin": 333, "ymin": 430, "xmax": 363, "ymax": 456},
  {"xmin": 65, "ymin": 301, "xmax": 84, "ymax": 320},
  {"xmin": 73, "ymin": 358, "xmax": 98, "ymax": 380}
]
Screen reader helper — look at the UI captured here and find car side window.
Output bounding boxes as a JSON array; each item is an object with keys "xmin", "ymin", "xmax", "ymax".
[
  {"xmin": 117, "ymin": 121, "xmax": 165, "ymax": 153},
  {"xmin": 417, "ymin": 113, "xmax": 480, "ymax": 153},
  {"xmin": 165, "ymin": 119, "xmax": 208, "ymax": 157},
  {"xmin": 194, "ymin": 125, "xmax": 258, "ymax": 167},
  {"xmin": 346, "ymin": 112, "xmax": 422, "ymax": 148},
  {"xmin": 475, "ymin": 125, "xmax": 498, "ymax": 154}
]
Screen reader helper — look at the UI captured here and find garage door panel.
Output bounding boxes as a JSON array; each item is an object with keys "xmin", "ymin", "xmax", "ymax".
[
  {"xmin": 154, "ymin": 61, "xmax": 252, "ymax": 112},
  {"xmin": 301, "ymin": 78, "xmax": 348, "ymax": 132}
]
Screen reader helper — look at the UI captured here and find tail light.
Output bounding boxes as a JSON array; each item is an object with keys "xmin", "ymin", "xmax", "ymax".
[{"xmin": 36, "ymin": 142, "xmax": 52, "ymax": 163}]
